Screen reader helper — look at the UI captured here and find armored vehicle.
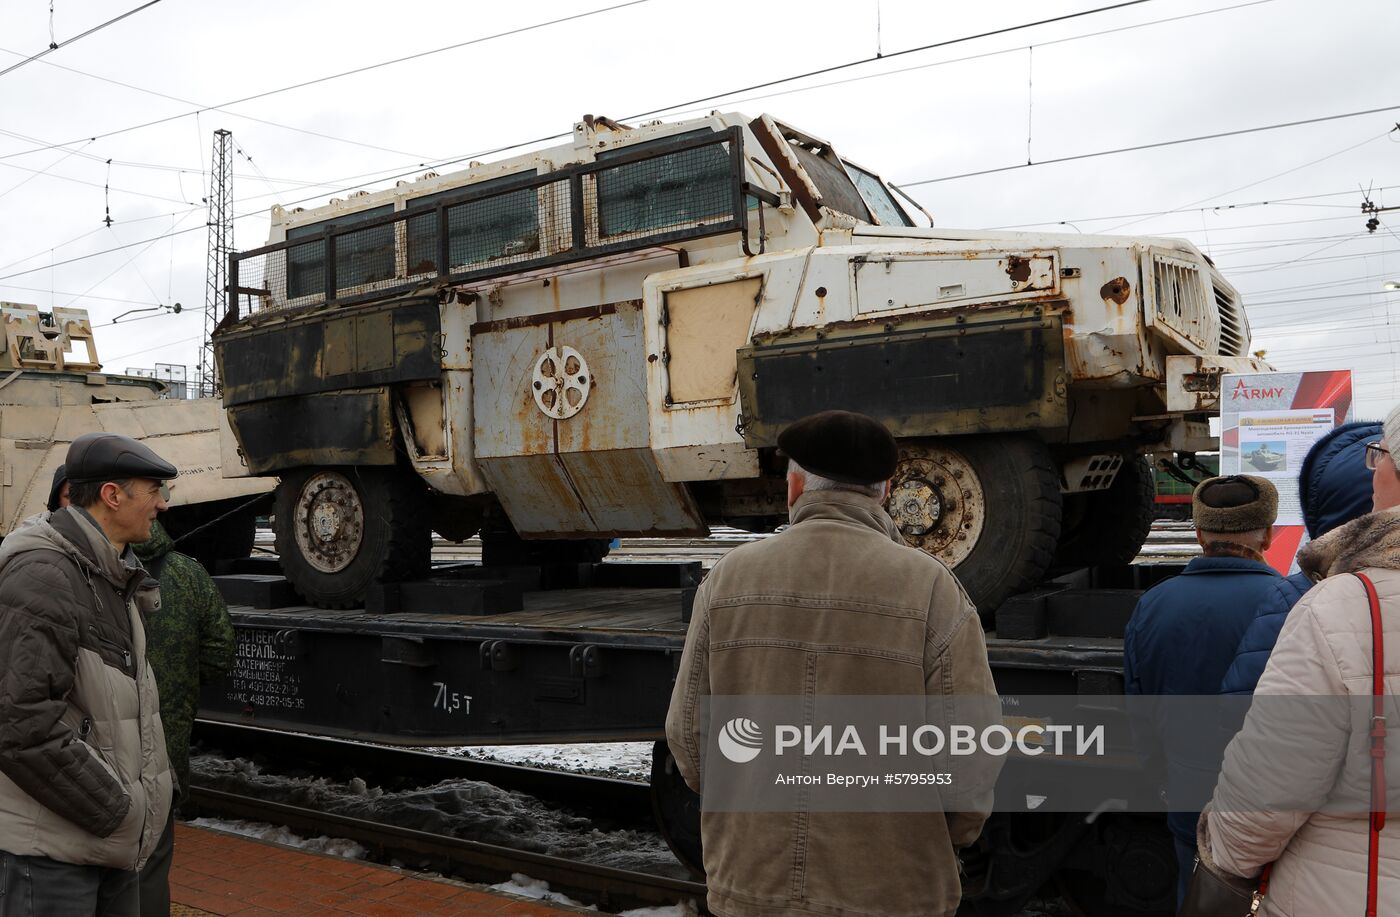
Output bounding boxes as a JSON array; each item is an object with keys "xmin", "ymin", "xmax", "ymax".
[
  {"xmin": 0, "ymin": 302, "xmax": 271, "ymax": 563},
  {"xmin": 214, "ymin": 112, "xmax": 1264, "ymax": 610}
]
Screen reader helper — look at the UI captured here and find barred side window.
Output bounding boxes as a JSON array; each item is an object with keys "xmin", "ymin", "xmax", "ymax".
[
  {"xmin": 286, "ymin": 205, "xmax": 394, "ymax": 298},
  {"xmin": 405, "ymin": 174, "xmax": 540, "ymax": 275},
  {"xmin": 595, "ymin": 130, "xmax": 731, "ymax": 239}
]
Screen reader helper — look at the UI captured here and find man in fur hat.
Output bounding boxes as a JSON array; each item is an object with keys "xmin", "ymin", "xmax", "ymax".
[
  {"xmin": 1124, "ymin": 474, "xmax": 1301, "ymax": 907},
  {"xmin": 1201, "ymin": 409, "xmax": 1400, "ymax": 911}
]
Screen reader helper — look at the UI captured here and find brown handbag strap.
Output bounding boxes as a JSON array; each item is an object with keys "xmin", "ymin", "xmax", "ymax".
[{"xmin": 1356, "ymin": 572, "xmax": 1386, "ymax": 917}]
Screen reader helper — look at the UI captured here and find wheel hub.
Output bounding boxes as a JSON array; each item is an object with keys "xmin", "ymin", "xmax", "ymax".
[
  {"xmin": 293, "ymin": 472, "xmax": 365, "ymax": 574},
  {"xmin": 890, "ymin": 479, "xmax": 942, "ymax": 536},
  {"xmin": 886, "ymin": 445, "xmax": 986, "ymax": 569}
]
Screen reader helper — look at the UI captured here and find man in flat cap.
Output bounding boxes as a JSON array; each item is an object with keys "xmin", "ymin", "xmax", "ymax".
[
  {"xmin": 666, "ymin": 410, "xmax": 999, "ymax": 917},
  {"xmin": 0, "ymin": 433, "xmax": 177, "ymax": 916},
  {"xmin": 1123, "ymin": 474, "xmax": 1304, "ymax": 907}
]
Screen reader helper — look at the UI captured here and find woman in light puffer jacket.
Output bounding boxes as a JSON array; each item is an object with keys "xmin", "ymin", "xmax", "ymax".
[{"xmin": 1202, "ymin": 409, "xmax": 1400, "ymax": 914}]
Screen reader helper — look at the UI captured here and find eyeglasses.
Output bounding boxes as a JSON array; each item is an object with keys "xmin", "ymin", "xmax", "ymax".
[{"xmin": 1365, "ymin": 442, "xmax": 1391, "ymax": 471}]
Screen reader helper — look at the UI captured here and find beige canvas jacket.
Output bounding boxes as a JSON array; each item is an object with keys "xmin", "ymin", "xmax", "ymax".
[{"xmin": 666, "ymin": 489, "xmax": 1001, "ymax": 917}]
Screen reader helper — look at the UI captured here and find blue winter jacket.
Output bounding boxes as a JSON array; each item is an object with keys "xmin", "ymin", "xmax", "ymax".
[
  {"xmin": 1216, "ymin": 572, "xmax": 1310, "ymax": 695},
  {"xmin": 1124, "ymin": 555, "xmax": 1299, "ymax": 843},
  {"xmin": 1217, "ymin": 421, "xmax": 1380, "ymax": 696}
]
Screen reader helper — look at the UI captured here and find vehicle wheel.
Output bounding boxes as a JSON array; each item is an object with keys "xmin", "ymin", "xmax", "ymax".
[
  {"xmin": 886, "ymin": 435, "xmax": 1061, "ymax": 617},
  {"xmin": 1055, "ymin": 456, "xmax": 1155, "ymax": 568},
  {"xmin": 649, "ymin": 741, "xmax": 704, "ymax": 879},
  {"xmin": 273, "ymin": 467, "xmax": 430, "ymax": 608}
]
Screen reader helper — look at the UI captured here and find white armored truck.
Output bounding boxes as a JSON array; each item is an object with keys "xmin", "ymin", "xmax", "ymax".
[{"xmin": 214, "ymin": 112, "xmax": 1265, "ymax": 610}]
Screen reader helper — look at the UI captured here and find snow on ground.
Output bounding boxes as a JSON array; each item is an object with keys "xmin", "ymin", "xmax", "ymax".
[
  {"xmin": 190, "ymin": 753, "xmax": 686, "ymax": 878},
  {"xmin": 187, "ymin": 816, "xmax": 368, "ymax": 859},
  {"xmin": 491, "ymin": 873, "xmax": 594, "ymax": 909},
  {"xmin": 492, "ymin": 873, "xmax": 701, "ymax": 916},
  {"xmin": 192, "ymin": 753, "xmax": 1071, "ymax": 916},
  {"xmin": 426, "ymin": 741, "xmax": 654, "ymax": 782}
]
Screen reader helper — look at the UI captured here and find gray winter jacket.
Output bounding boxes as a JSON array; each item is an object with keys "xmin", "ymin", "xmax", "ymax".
[{"xmin": 0, "ymin": 507, "xmax": 172, "ymax": 869}]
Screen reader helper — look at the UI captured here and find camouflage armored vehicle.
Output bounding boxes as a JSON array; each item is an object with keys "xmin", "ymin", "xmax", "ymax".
[
  {"xmin": 214, "ymin": 112, "xmax": 1264, "ymax": 610},
  {"xmin": 0, "ymin": 302, "xmax": 271, "ymax": 563}
]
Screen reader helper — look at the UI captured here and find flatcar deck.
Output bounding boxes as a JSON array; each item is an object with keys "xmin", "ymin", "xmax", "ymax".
[
  {"xmin": 198, "ymin": 558, "xmax": 1181, "ymax": 745},
  {"xmin": 226, "ymin": 586, "xmax": 691, "ymax": 647}
]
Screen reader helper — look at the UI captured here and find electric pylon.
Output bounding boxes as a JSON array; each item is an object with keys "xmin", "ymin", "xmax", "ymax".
[{"xmin": 201, "ymin": 128, "xmax": 232, "ymax": 398}]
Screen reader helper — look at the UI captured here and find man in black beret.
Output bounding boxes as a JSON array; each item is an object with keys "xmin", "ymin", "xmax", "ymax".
[
  {"xmin": 666, "ymin": 410, "xmax": 1000, "ymax": 917},
  {"xmin": 1123, "ymin": 473, "xmax": 1304, "ymax": 908},
  {"xmin": 0, "ymin": 433, "xmax": 177, "ymax": 915}
]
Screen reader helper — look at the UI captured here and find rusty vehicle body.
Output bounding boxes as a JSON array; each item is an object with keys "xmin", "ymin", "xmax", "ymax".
[
  {"xmin": 214, "ymin": 112, "xmax": 1265, "ymax": 610},
  {"xmin": 0, "ymin": 302, "xmax": 272, "ymax": 562}
]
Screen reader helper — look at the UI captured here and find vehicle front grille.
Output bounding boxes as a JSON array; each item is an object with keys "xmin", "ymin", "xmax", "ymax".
[
  {"xmin": 1214, "ymin": 283, "xmax": 1248, "ymax": 356},
  {"xmin": 1151, "ymin": 253, "xmax": 1209, "ymax": 350}
]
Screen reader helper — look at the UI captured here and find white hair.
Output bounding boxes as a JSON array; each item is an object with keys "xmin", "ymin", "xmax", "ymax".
[
  {"xmin": 788, "ymin": 458, "xmax": 885, "ymax": 500},
  {"xmin": 1200, "ymin": 527, "xmax": 1270, "ymax": 552}
]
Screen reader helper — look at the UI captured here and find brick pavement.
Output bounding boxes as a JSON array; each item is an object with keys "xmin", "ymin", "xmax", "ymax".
[{"xmin": 170, "ymin": 823, "xmax": 591, "ymax": 916}]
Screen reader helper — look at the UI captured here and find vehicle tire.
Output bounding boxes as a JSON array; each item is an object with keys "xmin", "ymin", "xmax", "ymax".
[
  {"xmin": 886, "ymin": 435, "xmax": 1061, "ymax": 618},
  {"xmin": 649, "ymin": 740, "xmax": 704, "ymax": 879},
  {"xmin": 1055, "ymin": 456, "xmax": 1155, "ymax": 569},
  {"xmin": 273, "ymin": 466, "xmax": 431, "ymax": 609}
]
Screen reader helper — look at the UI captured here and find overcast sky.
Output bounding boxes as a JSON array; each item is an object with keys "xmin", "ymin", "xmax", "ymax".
[{"xmin": 1, "ymin": 0, "xmax": 1397, "ymax": 417}]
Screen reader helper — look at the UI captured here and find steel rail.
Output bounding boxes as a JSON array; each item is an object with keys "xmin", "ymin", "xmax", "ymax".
[
  {"xmin": 189, "ymin": 786, "xmax": 706, "ymax": 913},
  {"xmin": 192, "ymin": 721, "xmax": 652, "ymax": 820}
]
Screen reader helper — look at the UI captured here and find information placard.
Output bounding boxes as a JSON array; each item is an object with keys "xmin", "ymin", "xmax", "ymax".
[{"xmin": 1219, "ymin": 370, "xmax": 1353, "ymax": 573}]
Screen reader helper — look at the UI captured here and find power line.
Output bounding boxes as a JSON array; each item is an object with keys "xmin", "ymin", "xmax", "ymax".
[
  {"xmin": 986, "ymin": 185, "xmax": 1400, "ymax": 231},
  {"xmin": 1228, "ymin": 246, "xmax": 1398, "ymax": 273},
  {"xmin": 104, "ymin": 332, "xmax": 204, "ymax": 366},
  {"xmin": 0, "ymin": 282, "xmax": 161, "ymax": 306},
  {"xmin": 0, "ymin": 157, "xmax": 194, "ymax": 205},
  {"xmin": 0, "ymin": 47, "xmax": 437, "ymax": 162},
  {"xmin": 624, "ymin": 0, "xmax": 1157, "ymax": 124},
  {"xmin": 1100, "ymin": 126, "xmax": 1397, "ymax": 233},
  {"xmin": 0, "ymin": 225, "xmax": 205, "ymax": 281},
  {"xmin": 657, "ymin": 0, "xmax": 1274, "ymax": 123},
  {"xmin": 1249, "ymin": 289, "xmax": 1400, "ymax": 309},
  {"xmin": 0, "ymin": 0, "xmax": 656, "ymax": 163},
  {"xmin": 903, "ymin": 103, "xmax": 1400, "ymax": 186},
  {"xmin": 0, "ymin": 0, "xmax": 163, "ymax": 79}
]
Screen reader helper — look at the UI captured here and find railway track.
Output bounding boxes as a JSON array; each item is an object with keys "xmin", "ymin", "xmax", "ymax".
[
  {"xmin": 191, "ymin": 723, "xmax": 700, "ymax": 913},
  {"xmin": 193, "ymin": 722, "xmax": 652, "ymax": 818},
  {"xmin": 190, "ymin": 787, "xmax": 704, "ymax": 913}
]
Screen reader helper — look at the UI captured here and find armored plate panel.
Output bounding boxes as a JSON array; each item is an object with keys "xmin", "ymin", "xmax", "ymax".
[
  {"xmin": 736, "ymin": 307, "xmax": 1069, "ymax": 447},
  {"xmin": 217, "ymin": 296, "xmax": 441, "ymax": 408},
  {"xmin": 472, "ymin": 302, "xmax": 705, "ymax": 536},
  {"xmin": 227, "ymin": 387, "xmax": 397, "ymax": 474}
]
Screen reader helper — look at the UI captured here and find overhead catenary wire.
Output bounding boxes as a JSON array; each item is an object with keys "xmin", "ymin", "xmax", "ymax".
[
  {"xmin": 656, "ymin": 0, "xmax": 1273, "ymax": 124},
  {"xmin": 1099, "ymin": 126, "xmax": 1398, "ymax": 234},
  {"xmin": 902, "ymin": 104, "xmax": 1400, "ymax": 187},
  {"xmin": 0, "ymin": 0, "xmax": 658, "ymax": 163},
  {"xmin": 0, "ymin": 283, "xmax": 162, "ymax": 307},
  {"xmin": 0, "ymin": 0, "xmax": 1302, "ymax": 271},
  {"xmin": 622, "ymin": 0, "xmax": 1158, "ymax": 124},
  {"xmin": 0, "ymin": 47, "xmax": 438, "ymax": 162},
  {"xmin": 0, "ymin": 0, "xmax": 162, "ymax": 79}
]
